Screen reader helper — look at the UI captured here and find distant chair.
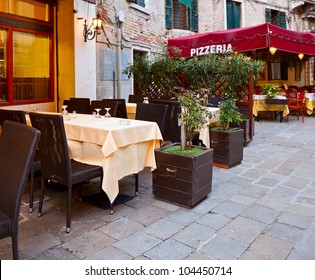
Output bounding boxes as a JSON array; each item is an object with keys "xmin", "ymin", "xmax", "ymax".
[
  {"xmin": 0, "ymin": 109, "xmax": 41, "ymax": 213},
  {"xmin": 286, "ymin": 88, "xmax": 306, "ymax": 122},
  {"xmin": 208, "ymin": 97, "xmax": 222, "ymax": 107},
  {"xmin": 103, "ymin": 99, "xmax": 128, "ymax": 118},
  {"xmin": 91, "ymin": 100, "xmax": 118, "ymax": 116},
  {"xmin": 0, "ymin": 121, "xmax": 41, "ymax": 259},
  {"xmin": 128, "ymin": 94, "xmax": 144, "ymax": 104},
  {"xmin": 29, "ymin": 112, "xmax": 103, "ymax": 233},
  {"xmin": 151, "ymin": 99, "xmax": 200, "ymax": 145},
  {"xmin": 135, "ymin": 103, "xmax": 169, "ymax": 138},
  {"xmin": 69, "ymin": 97, "xmax": 91, "ymax": 114}
]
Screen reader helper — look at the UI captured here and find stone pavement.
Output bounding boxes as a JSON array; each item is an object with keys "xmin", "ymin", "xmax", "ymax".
[{"xmin": 1, "ymin": 115, "xmax": 315, "ymax": 260}]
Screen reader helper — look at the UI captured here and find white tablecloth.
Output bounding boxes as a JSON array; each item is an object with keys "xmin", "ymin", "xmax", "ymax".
[{"xmin": 64, "ymin": 114, "xmax": 163, "ymax": 203}]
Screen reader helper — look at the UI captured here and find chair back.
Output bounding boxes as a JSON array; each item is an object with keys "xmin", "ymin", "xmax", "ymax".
[
  {"xmin": 136, "ymin": 103, "xmax": 168, "ymax": 139},
  {"xmin": 90, "ymin": 100, "xmax": 104, "ymax": 114},
  {"xmin": 0, "ymin": 121, "xmax": 40, "ymax": 229},
  {"xmin": 151, "ymin": 99, "xmax": 181, "ymax": 142},
  {"xmin": 90, "ymin": 100, "xmax": 119, "ymax": 116},
  {"xmin": 102, "ymin": 100, "xmax": 119, "ymax": 117},
  {"xmin": 128, "ymin": 94, "xmax": 144, "ymax": 104},
  {"xmin": 0, "ymin": 109, "xmax": 26, "ymax": 128},
  {"xmin": 103, "ymin": 99, "xmax": 128, "ymax": 118},
  {"xmin": 69, "ymin": 97, "xmax": 91, "ymax": 114},
  {"xmin": 29, "ymin": 113, "xmax": 72, "ymax": 186}
]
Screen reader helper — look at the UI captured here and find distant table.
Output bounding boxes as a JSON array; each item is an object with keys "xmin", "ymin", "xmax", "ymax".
[
  {"xmin": 64, "ymin": 114, "xmax": 163, "ymax": 203},
  {"xmin": 253, "ymin": 95, "xmax": 289, "ymax": 122},
  {"xmin": 305, "ymin": 93, "xmax": 315, "ymax": 115},
  {"xmin": 126, "ymin": 103, "xmax": 137, "ymax": 119},
  {"xmin": 199, "ymin": 107, "xmax": 220, "ymax": 148}
]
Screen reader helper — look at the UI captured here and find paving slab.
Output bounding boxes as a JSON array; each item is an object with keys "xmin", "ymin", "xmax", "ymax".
[
  {"xmin": 199, "ymin": 234, "xmax": 248, "ymax": 260},
  {"xmin": 112, "ymin": 231, "xmax": 162, "ymax": 258},
  {"xmin": 239, "ymin": 235, "xmax": 293, "ymax": 260},
  {"xmin": 144, "ymin": 239, "xmax": 194, "ymax": 260}
]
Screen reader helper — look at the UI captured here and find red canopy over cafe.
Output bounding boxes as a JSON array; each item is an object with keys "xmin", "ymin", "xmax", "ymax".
[
  {"xmin": 168, "ymin": 23, "xmax": 315, "ymax": 142},
  {"xmin": 168, "ymin": 23, "xmax": 315, "ymax": 58}
]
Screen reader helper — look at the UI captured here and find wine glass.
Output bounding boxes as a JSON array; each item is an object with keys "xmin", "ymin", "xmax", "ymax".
[
  {"xmin": 94, "ymin": 108, "xmax": 101, "ymax": 118},
  {"xmin": 61, "ymin": 105, "xmax": 68, "ymax": 115},
  {"xmin": 104, "ymin": 108, "xmax": 111, "ymax": 118}
]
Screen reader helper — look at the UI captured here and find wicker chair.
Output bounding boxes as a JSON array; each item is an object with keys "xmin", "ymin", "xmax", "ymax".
[
  {"xmin": 91, "ymin": 100, "xmax": 118, "ymax": 116},
  {"xmin": 0, "ymin": 121, "xmax": 41, "ymax": 259},
  {"xmin": 103, "ymin": 99, "xmax": 128, "ymax": 118},
  {"xmin": 128, "ymin": 94, "xmax": 144, "ymax": 104},
  {"xmin": 67, "ymin": 97, "xmax": 91, "ymax": 114},
  {"xmin": 29, "ymin": 112, "xmax": 103, "ymax": 233},
  {"xmin": 151, "ymin": 99, "xmax": 200, "ymax": 145},
  {"xmin": 0, "ymin": 109, "xmax": 41, "ymax": 213}
]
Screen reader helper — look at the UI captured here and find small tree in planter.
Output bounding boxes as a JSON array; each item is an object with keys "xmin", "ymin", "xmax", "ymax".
[
  {"xmin": 153, "ymin": 90, "xmax": 213, "ymax": 207},
  {"xmin": 210, "ymin": 98, "xmax": 245, "ymax": 168},
  {"xmin": 177, "ymin": 90, "xmax": 210, "ymax": 150},
  {"xmin": 218, "ymin": 98, "xmax": 244, "ymax": 131}
]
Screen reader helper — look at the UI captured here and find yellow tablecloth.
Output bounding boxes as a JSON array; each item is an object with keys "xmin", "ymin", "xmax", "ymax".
[
  {"xmin": 305, "ymin": 93, "xmax": 315, "ymax": 115},
  {"xmin": 64, "ymin": 114, "xmax": 162, "ymax": 203},
  {"xmin": 126, "ymin": 103, "xmax": 137, "ymax": 119},
  {"xmin": 253, "ymin": 100, "xmax": 290, "ymax": 117},
  {"xmin": 199, "ymin": 107, "xmax": 220, "ymax": 148}
]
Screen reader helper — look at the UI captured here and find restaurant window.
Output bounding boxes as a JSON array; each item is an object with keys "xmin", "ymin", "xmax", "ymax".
[
  {"xmin": 0, "ymin": 0, "xmax": 54, "ymax": 105},
  {"xmin": 0, "ymin": 0, "xmax": 50, "ymax": 22},
  {"xmin": 226, "ymin": 1, "xmax": 241, "ymax": 29},
  {"xmin": 130, "ymin": 0, "xmax": 145, "ymax": 7},
  {"xmin": 268, "ymin": 61, "xmax": 288, "ymax": 80},
  {"xmin": 165, "ymin": 0, "xmax": 198, "ymax": 31},
  {"xmin": 265, "ymin": 8, "xmax": 286, "ymax": 28}
]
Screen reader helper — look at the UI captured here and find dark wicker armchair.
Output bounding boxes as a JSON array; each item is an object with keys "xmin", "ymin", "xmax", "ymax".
[
  {"xmin": 0, "ymin": 121, "xmax": 40, "ymax": 259},
  {"xmin": 29, "ymin": 112, "xmax": 103, "ymax": 233}
]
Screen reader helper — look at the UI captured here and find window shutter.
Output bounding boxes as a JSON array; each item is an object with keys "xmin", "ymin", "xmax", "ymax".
[
  {"xmin": 165, "ymin": 0, "xmax": 173, "ymax": 29},
  {"xmin": 191, "ymin": 0, "xmax": 198, "ymax": 31},
  {"xmin": 281, "ymin": 61, "xmax": 288, "ymax": 80},
  {"xmin": 234, "ymin": 2, "xmax": 241, "ymax": 28},
  {"xmin": 265, "ymin": 8, "xmax": 271, "ymax": 23},
  {"xmin": 227, "ymin": 2, "xmax": 233, "ymax": 29},
  {"xmin": 279, "ymin": 12, "xmax": 286, "ymax": 28},
  {"xmin": 227, "ymin": 2, "xmax": 240, "ymax": 29}
]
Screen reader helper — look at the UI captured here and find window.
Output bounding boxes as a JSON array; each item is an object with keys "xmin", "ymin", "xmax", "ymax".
[
  {"xmin": 165, "ymin": 0, "xmax": 198, "ymax": 31},
  {"xmin": 265, "ymin": 8, "xmax": 286, "ymax": 28},
  {"xmin": 226, "ymin": 1, "xmax": 241, "ymax": 29},
  {"xmin": 0, "ymin": 0, "xmax": 50, "ymax": 22},
  {"xmin": 0, "ymin": 0, "xmax": 54, "ymax": 105},
  {"xmin": 268, "ymin": 61, "xmax": 288, "ymax": 80},
  {"xmin": 130, "ymin": 0, "xmax": 145, "ymax": 7}
]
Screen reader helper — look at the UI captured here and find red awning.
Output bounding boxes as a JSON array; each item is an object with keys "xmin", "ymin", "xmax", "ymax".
[{"xmin": 167, "ymin": 23, "xmax": 315, "ymax": 58}]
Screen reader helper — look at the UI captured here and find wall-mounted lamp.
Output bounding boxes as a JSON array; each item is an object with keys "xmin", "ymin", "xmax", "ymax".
[
  {"xmin": 269, "ymin": 47, "xmax": 277, "ymax": 55},
  {"xmin": 83, "ymin": 14, "xmax": 103, "ymax": 42},
  {"xmin": 298, "ymin": 53, "xmax": 304, "ymax": 60}
]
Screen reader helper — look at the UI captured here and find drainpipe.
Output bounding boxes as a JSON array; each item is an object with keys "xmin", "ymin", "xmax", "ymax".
[{"xmin": 116, "ymin": 23, "xmax": 122, "ymax": 99}]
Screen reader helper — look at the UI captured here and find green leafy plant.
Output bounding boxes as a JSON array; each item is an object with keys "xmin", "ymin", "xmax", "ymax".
[
  {"xmin": 218, "ymin": 99, "xmax": 244, "ymax": 131},
  {"xmin": 178, "ymin": 90, "xmax": 210, "ymax": 149},
  {"xmin": 261, "ymin": 83, "xmax": 280, "ymax": 98}
]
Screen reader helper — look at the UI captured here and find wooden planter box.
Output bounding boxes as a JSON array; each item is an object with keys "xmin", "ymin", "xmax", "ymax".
[
  {"xmin": 152, "ymin": 143, "xmax": 213, "ymax": 207},
  {"xmin": 231, "ymin": 118, "xmax": 251, "ymax": 143},
  {"xmin": 210, "ymin": 128, "xmax": 244, "ymax": 168}
]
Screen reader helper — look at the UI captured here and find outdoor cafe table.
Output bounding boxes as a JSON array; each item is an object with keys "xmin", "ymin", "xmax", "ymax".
[
  {"xmin": 126, "ymin": 102, "xmax": 220, "ymax": 148},
  {"xmin": 305, "ymin": 93, "xmax": 315, "ymax": 115},
  {"xmin": 253, "ymin": 94, "xmax": 289, "ymax": 122},
  {"xmin": 62, "ymin": 114, "xmax": 162, "ymax": 204}
]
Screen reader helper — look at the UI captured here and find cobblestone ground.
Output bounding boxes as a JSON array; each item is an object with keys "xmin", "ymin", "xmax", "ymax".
[{"xmin": 1, "ymin": 116, "xmax": 315, "ymax": 260}]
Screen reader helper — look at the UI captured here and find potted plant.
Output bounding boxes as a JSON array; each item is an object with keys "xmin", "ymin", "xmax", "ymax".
[
  {"xmin": 152, "ymin": 90, "xmax": 214, "ymax": 207},
  {"xmin": 210, "ymin": 98, "xmax": 245, "ymax": 168}
]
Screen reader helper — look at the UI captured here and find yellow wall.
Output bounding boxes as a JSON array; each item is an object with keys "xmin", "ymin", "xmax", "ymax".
[{"xmin": 56, "ymin": 0, "xmax": 75, "ymax": 112}]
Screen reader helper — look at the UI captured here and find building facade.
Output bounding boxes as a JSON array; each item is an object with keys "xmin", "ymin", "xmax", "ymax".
[{"xmin": 0, "ymin": 0, "xmax": 314, "ymax": 111}]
